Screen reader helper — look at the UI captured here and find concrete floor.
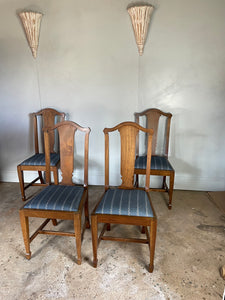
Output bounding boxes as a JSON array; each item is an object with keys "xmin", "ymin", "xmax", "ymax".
[{"xmin": 0, "ymin": 182, "xmax": 224, "ymax": 300}]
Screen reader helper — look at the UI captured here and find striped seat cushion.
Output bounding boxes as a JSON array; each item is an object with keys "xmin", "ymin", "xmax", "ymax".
[
  {"xmin": 20, "ymin": 153, "xmax": 60, "ymax": 166},
  {"xmin": 24, "ymin": 185, "xmax": 84, "ymax": 212},
  {"xmin": 135, "ymin": 155, "xmax": 174, "ymax": 171},
  {"xmin": 95, "ymin": 189, "xmax": 153, "ymax": 217}
]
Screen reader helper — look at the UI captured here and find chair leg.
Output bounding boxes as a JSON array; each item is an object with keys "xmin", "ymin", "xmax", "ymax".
[
  {"xmin": 162, "ymin": 176, "xmax": 166, "ymax": 189},
  {"xmin": 74, "ymin": 214, "xmax": 82, "ymax": 265},
  {"xmin": 53, "ymin": 168, "xmax": 58, "ymax": 185},
  {"xmin": 106, "ymin": 223, "xmax": 111, "ymax": 231},
  {"xmin": 19, "ymin": 211, "xmax": 31, "ymax": 259},
  {"xmin": 141, "ymin": 226, "xmax": 145, "ymax": 234},
  {"xmin": 149, "ymin": 219, "xmax": 157, "ymax": 273},
  {"xmin": 91, "ymin": 214, "xmax": 98, "ymax": 268},
  {"xmin": 135, "ymin": 174, "xmax": 139, "ymax": 188},
  {"xmin": 51, "ymin": 168, "xmax": 58, "ymax": 224},
  {"xmin": 84, "ymin": 193, "xmax": 90, "ymax": 229},
  {"xmin": 17, "ymin": 166, "xmax": 26, "ymax": 201},
  {"xmin": 168, "ymin": 171, "xmax": 175, "ymax": 210},
  {"xmin": 38, "ymin": 171, "xmax": 45, "ymax": 184},
  {"xmin": 52, "ymin": 219, "xmax": 58, "ymax": 226},
  {"xmin": 51, "ymin": 169, "xmax": 58, "ymax": 226}
]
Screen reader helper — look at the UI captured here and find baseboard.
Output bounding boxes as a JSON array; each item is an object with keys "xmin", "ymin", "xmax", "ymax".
[
  {"xmin": 0, "ymin": 170, "xmax": 105, "ymax": 186},
  {"xmin": 173, "ymin": 175, "xmax": 225, "ymax": 191},
  {"xmin": 1, "ymin": 170, "xmax": 224, "ymax": 191}
]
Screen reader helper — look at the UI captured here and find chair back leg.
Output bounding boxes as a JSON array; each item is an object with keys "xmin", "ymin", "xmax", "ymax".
[
  {"xmin": 52, "ymin": 219, "xmax": 58, "ymax": 226},
  {"xmin": 17, "ymin": 166, "xmax": 25, "ymax": 201},
  {"xmin": 162, "ymin": 176, "xmax": 166, "ymax": 189},
  {"xmin": 84, "ymin": 192, "xmax": 90, "ymax": 229},
  {"xmin": 38, "ymin": 171, "xmax": 45, "ymax": 184},
  {"xmin": 53, "ymin": 168, "xmax": 58, "ymax": 185}
]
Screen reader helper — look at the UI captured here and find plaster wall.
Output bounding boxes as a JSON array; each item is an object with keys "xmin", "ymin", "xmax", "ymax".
[{"xmin": 0, "ymin": 0, "xmax": 224, "ymax": 190}]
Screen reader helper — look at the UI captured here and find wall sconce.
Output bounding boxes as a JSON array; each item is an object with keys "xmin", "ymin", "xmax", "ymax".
[
  {"xmin": 19, "ymin": 11, "xmax": 43, "ymax": 58},
  {"xmin": 128, "ymin": 5, "xmax": 154, "ymax": 55}
]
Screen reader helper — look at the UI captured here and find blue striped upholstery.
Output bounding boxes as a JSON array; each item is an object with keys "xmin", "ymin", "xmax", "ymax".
[
  {"xmin": 20, "ymin": 153, "xmax": 60, "ymax": 166},
  {"xmin": 24, "ymin": 185, "xmax": 84, "ymax": 212},
  {"xmin": 95, "ymin": 189, "xmax": 153, "ymax": 217},
  {"xmin": 135, "ymin": 155, "xmax": 173, "ymax": 171}
]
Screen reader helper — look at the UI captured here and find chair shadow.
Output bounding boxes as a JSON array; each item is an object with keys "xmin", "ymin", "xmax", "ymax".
[{"xmin": 93, "ymin": 224, "xmax": 151, "ymax": 271}]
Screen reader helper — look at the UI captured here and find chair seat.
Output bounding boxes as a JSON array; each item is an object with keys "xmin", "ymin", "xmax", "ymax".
[
  {"xmin": 135, "ymin": 155, "xmax": 174, "ymax": 171},
  {"xmin": 95, "ymin": 188, "xmax": 154, "ymax": 217},
  {"xmin": 20, "ymin": 153, "xmax": 60, "ymax": 167},
  {"xmin": 24, "ymin": 185, "xmax": 84, "ymax": 212}
]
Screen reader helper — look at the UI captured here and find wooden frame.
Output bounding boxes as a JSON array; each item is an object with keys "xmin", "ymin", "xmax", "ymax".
[
  {"xmin": 19, "ymin": 121, "xmax": 91, "ymax": 264},
  {"xmin": 91, "ymin": 122, "xmax": 157, "ymax": 272},
  {"xmin": 17, "ymin": 108, "xmax": 65, "ymax": 201},
  {"xmin": 134, "ymin": 108, "xmax": 175, "ymax": 209}
]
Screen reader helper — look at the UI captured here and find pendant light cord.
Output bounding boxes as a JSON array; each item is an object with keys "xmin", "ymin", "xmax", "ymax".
[
  {"xmin": 137, "ymin": 55, "xmax": 141, "ymax": 110},
  {"xmin": 35, "ymin": 60, "xmax": 42, "ymax": 109}
]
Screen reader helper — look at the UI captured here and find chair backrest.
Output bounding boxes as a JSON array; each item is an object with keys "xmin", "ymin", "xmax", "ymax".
[
  {"xmin": 32, "ymin": 108, "xmax": 65, "ymax": 154},
  {"xmin": 44, "ymin": 121, "xmax": 91, "ymax": 186},
  {"xmin": 134, "ymin": 108, "xmax": 172, "ymax": 157},
  {"xmin": 104, "ymin": 122, "xmax": 153, "ymax": 191}
]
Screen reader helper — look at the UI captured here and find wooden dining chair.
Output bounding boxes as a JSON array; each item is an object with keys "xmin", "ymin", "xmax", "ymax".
[
  {"xmin": 91, "ymin": 122, "xmax": 157, "ymax": 272},
  {"xmin": 134, "ymin": 108, "xmax": 175, "ymax": 209},
  {"xmin": 17, "ymin": 108, "xmax": 65, "ymax": 201},
  {"xmin": 19, "ymin": 121, "xmax": 91, "ymax": 264}
]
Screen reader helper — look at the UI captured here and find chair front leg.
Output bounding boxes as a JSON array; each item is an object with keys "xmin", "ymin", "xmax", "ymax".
[
  {"xmin": 19, "ymin": 211, "xmax": 31, "ymax": 259},
  {"xmin": 168, "ymin": 171, "xmax": 175, "ymax": 210},
  {"xmin": 17, "ymin": 166, "xmax": 26, "ymax": 201},
  {"xmin": 74, "ymin": 214, "xmax": 82, "ymax": 265},
  {"xmin": 91, "ymin": 214, "xmax": 98, "ymax": 268},
  {"xmin": 149, "ymin": 219, "xmax": 157, "ymax": 273}
]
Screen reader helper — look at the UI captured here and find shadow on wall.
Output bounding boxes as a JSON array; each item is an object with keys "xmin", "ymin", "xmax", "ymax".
[
  {"xmin": 168, "ymin": 111, "xmax": 208, "ymax": 189},
  {"xmin": 172, "ymin": 127, "xmax": 207, "ymax": 175}
]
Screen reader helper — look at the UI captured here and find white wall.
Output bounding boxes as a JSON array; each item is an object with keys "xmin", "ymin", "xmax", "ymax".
[{"xmin": 0, "ymin": 0, "xmax": 224, "ymax": 190}]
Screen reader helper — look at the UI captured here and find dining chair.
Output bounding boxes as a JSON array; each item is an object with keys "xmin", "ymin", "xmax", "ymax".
[
  {"xmin": 19, "ymin": 121, "xmax": 91, "ymax": 264},
  {"xmin": 17, "ymin": 108, "xmax": 65, "ymax": 201},
  {"xmin": 134, "ymin": 108, "xmax": 175, "ymax": 209},
  {"xmin": 91, "ymin": 121, "xmax": 157, "ymax": 272}
]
